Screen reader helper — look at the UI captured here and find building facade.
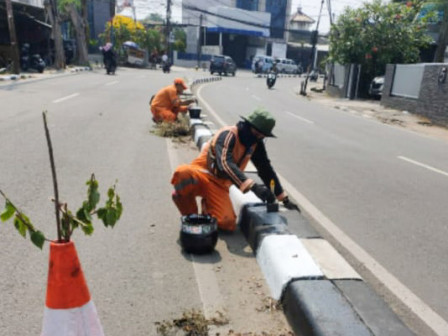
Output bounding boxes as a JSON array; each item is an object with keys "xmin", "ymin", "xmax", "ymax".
[{"xmin": 182, "ymin": 0, "xmax": 292, "ymax": 67}]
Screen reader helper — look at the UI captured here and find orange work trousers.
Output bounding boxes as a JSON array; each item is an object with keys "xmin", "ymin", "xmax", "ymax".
[
  {"xmin": 171, "ymin": 164, "xmax": 236, "ymax": 231},
  {"xmin": 151, "ymin": 106, "xmax": 188, "ymax": 123}
]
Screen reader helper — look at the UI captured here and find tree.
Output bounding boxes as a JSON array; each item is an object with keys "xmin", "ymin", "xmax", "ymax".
[
  {"xmin": 172, "ymin": 27, "xmax": 186, "ymax": 52},
  {"xmin": 431, "ymin": 0, "xmax": 448, "ymax": 62},
  {"xmin": 143, "ymin": 13, "xmax": 164, "ymax": 23},
  {"xmin": 58, "ymin": 0, "xmax": 89, "ymax": 65},
  {"xmin": 45, "ymin": 0, "xmax": 66, "ymax": 69},
  {"xmin": 328, "ymin": 0, "xmax": 432, "ymax": 93}
]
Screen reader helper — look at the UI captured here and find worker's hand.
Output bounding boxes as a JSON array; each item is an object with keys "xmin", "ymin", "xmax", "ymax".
[
  {"xmin": 283, "ymin": 196, "xmax": 300, "ymax": 212},
  {"xmin": 251, "ymin": 183, "xmax": 275, "ymax": 203}
]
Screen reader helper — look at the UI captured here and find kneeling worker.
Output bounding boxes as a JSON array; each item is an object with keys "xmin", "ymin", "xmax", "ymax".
[
  {"xmin": 151, "ymin": 78, "xmax": 197, "ymax": 123},
  {"xmin": 171, "ymin": 108, "xmax": 300, "ymax": 231}
]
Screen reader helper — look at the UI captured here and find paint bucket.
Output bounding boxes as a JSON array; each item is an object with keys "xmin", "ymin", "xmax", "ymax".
[{"xmin": 180, "ymin": 214, "xmax": 218, "ymax": 254}]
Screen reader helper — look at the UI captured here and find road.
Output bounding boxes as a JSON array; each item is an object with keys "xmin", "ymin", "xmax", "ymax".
[
  {"xmin": 0, "ymin": 68, "xmax": 292, "ymax": 335},
  {"xmin": 1, "ymin": 66, "xmax": 447, "ymax": 336},
  {"xmin": 197, "ymin": 72, "xmax": 448, "ymax": 336}
]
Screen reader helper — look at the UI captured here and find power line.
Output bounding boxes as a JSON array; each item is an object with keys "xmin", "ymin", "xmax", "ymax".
[{"xmin": 183, "ymin": 4, "xmax": 315, "ymax": 37}]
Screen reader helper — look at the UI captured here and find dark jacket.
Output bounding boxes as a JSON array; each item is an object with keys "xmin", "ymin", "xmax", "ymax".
[{"xmin": 193, "ymin": 121, "xmax": 285, "ymax": 199}]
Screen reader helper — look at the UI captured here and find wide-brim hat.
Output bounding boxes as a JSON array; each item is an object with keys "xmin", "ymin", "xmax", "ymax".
[{"xmin": 241, "ymin": 108, "xmax": 276, "ymax": 137}]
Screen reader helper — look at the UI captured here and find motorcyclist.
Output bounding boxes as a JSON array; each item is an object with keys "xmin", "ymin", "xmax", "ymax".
[{"xmin": 100, "ymin": 43, "xmax": 117, "ymax": 75}]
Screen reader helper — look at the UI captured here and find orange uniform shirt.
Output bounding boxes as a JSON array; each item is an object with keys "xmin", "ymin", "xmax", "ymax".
[{"xmin": 151, "ymin": 85, "xmax": 180, "ymax": 110}]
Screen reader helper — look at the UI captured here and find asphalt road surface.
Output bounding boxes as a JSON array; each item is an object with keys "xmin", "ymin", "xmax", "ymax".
[
  {"xmin": 196, "ymin": 71, "xmax": 448, "ymax": 336},
  {"xmin": 1, "ymin": 66, "xmax": 447, "ymax": 336},
  {"xmin": 0, "ymin": 67, "xmax": 292, "ymax": 336}
]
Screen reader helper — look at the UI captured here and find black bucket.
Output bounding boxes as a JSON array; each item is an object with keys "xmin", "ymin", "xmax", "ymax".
[
  {"xmin": 188, "ymin": 106, "xmax": 202, "ymax": 119},
  {"xmin": 180, "ymin": 214, "xmax": 218, "ymax": 254}
]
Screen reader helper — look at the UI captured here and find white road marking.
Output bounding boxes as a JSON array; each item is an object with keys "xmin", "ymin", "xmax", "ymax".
[
  {"xmin": 286, "ymin": 111, "xmax": 314, "ymax": 124},
  {"xmin": 105, "ymin": 81, "xmax": 119, "ymax": 86},
  {"xmin": 398, "ymin": 156, "xmax": 448, "ymax": 178},
  {"xmin": 279, "ymin": 175, "xmax": 448, "ymax": 336},
  {"xmin": 166, "ymin": 138, "xmax": 225, "ymax": 320},
  {"xmin": 52, "ymin": 93, "xmax": 79, "ymax": 103},
  {"xmin": 251, "ymin": 94, "xmax": 261, "ymax": 101},
  {"xmin": 196, "ymin": 83, "xmax": 448, "ymax": 335}
]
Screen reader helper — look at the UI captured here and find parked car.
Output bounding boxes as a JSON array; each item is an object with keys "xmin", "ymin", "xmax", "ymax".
[
  {"xmin": 369, "ymin": 76, "xmax": 385, "ymax": 98},
  {"xmin": 251, "ymin": 55, "xmax": 274, "ymax": 73},
  {"xmin": 210, "ymin": 55, "xmax": 236, "ymax": 76},
  {"xmin": 276, "ymin": 58, "xmax": 300, "ymax": 74}
]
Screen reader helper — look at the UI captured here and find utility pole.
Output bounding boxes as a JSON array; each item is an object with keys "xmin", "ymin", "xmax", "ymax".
[
  {"xmin": 325, "ymin": 0, "xmax": 334, "ymax": 90},
  {"xmin": 5, "ymin": 0, "xmax": 20, "ymax": 74},
  {"xmin": 300, "ymin": 0, "xmax": 324, "ymax": 96},
  {"xmin": 165, "ymin": 0, "xmax": 171, "ymax": 60},
  {"xmin": 197, "ymin": 14, "xmax": 203, "ymax": 68},
  {"xmin": 326, "ymin": 0, "xmax": 333, "ymax": 25}
]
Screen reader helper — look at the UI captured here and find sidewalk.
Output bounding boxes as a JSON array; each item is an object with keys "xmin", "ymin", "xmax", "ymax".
[
  {"xmin": 301, "ymin": 79, "xmax": 448, "ymax": 141},
  {"xmin": 0, "ymin": 65, "xmax": 92, "ymax": 84}
]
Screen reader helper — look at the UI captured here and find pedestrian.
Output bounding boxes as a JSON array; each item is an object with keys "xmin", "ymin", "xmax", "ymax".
[
  {"xmin": 150, "ymin": 78, "xmax": 197, "ymax": 123},
  {"xmin": 171, "ymin": 108, "xmax": 300, "ymax": 231}
]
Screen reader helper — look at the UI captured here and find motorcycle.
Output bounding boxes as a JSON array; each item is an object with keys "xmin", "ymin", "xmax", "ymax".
[
  {"xmin": 104, "ymin": 58, "xmax": 117, "ymax": 75},
  {"xmin": 266, "ymin": 71, "xmax": 277, "ymax": 89},
  {"xmin": 162, "ymin": 60, "xmax": 171, "ymax": 73},
  {"xmin": 20, "ymin": 44, "xmax": 45, "ymax": 73}
]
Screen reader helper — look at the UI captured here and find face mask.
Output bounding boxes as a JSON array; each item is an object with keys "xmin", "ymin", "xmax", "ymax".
[{"xmin": 238, "ymin": 121, "xmax": 258, "ymax": 147}]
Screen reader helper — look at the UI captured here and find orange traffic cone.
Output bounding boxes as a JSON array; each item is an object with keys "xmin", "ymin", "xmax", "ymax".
[{"xmin": 41, "ymin": 241, "xmax": 104, "ymax": 336}]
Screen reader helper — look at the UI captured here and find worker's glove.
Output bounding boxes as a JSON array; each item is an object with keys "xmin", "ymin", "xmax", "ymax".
[
  {"xmin": 251, "ymin": 183, "xmax": 275, "ymax": 203},
  {"xmin": 283, "ymin": 196, "xmax": 300, "ymax": 212}
]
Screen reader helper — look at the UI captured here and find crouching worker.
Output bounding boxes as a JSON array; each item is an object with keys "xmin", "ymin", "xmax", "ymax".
[
  {"xmin": 150, "ymin": 78, "xmax": 197, "ymax": 123},
  {"xmin": 171, "ymin": 108, "xmax": 300, "ymax": 231}
]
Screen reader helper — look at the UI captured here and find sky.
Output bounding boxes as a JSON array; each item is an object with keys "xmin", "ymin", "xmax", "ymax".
[
  {"xmin": 127, "ymin": 0, "xmax": 384, "ymax": 34},
  {"xmin": 292, "ymin": 0, "xmax": 383, "ymax": 34}
]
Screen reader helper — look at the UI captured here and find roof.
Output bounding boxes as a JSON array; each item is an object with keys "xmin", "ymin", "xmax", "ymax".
[{"xmin": 290, "ymin": 7, "xmax": 315, "ymax": 24}]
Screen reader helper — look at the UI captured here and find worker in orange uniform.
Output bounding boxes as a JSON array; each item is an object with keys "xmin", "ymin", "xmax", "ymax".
[
  {"xmin": 150, "ymin": 78, "xmax": 197, "ymax": 123},
  {"xmin": 171, "ymin": 108, "xmax": 300, "ymax": 231}
]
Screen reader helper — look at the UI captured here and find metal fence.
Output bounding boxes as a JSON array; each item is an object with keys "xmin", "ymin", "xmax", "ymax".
[{"xmin": 391, "ymin": 64, "xmax": 425, "ymax": 99}]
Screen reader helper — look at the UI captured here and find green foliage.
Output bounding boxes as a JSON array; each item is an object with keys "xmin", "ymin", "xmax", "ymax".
[
  {"xmin": 143, "ymin": 13, "xmax": 164, "ymax": 23},
  {"xmin": 57, "ymin": 0, "xmax": 80, "ymax": 14},
  {"xmin": 0, "ymin": 197, "xmax": 46, "ymax": 249},
  {"xmin": 172, "ymin": 28, "xmax": 186, "ymax": 52},
  {"xmin": 328, "ymin": 0, "xmax": 432, "ymax": 79},
  {"xmin": 134, "ymin": 28, "xmax": 163, "ymax": 54},
  {"xmin": 1, "ymin": 175, "xmax": 123, "ymax": 249},
  {"xmin": 99, "ymin": 21, "xmax": 164, "ymax": 57}
]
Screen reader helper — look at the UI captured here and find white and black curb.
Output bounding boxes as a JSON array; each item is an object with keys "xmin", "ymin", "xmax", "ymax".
[
  {"xmin": 188, "ymin": 79, "xmax": 414, "ymax": 336},
  {"xmin": 0, "ymin": 67, "xmax": 92, "ymax": 83},
  {"xmin": 255, "ymin": 73, "xmax": 301, "ymax": 78}
]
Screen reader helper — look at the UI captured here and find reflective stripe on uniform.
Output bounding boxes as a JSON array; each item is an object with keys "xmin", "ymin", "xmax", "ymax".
[{"xmin": 174, "ymin": 177, "xmax": 198, "ymax": 191}]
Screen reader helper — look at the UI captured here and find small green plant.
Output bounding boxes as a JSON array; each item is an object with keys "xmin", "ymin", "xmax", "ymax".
[{"xmin": 0, "ymin": 111, "xmax": 123, "ymax": 249}]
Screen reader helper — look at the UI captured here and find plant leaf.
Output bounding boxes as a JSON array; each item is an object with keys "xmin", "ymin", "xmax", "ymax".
[
  {"xmin": 106, "ymin": 209, "xmax": 117, "ymax": 227},
  {"xmin": 116, "ymin": 195, "xmax": 123, "ymax": 220},
  {"xmin": 30, "ymin": 231, "xmax": 46, "ymax": 249},
  {"xmin": 86, "ymin": 177, "xmax": 100, "ymax": 211},
  {"xmin": 0, "ymin": 201, "xmax": 15, "ymax": 222},
  {"xmin": 14, "ymin": 216, "xmax": 27, "ymax": 238},
  {"xmin": 81, "ymin": 222, "xmax": 94, "ymax": 235}
]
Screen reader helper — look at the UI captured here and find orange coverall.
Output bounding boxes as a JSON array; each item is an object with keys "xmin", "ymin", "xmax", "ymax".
[
  {"xmin": 150, "ymin": 84, "xmax": 188, "ymax": 122},
  {"xmin": 171, "ymin": 125, "xmax": 285, "ymax": 231}
]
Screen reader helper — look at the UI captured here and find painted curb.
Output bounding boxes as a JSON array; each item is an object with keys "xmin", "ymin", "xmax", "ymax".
[{"xmin": 188, "ymin": 81, "xmax": 414, "ymax": 336}]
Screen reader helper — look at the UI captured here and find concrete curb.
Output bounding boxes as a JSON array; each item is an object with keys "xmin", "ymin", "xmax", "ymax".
[
  {"xmin": 254, "ymin": 73, "xmax": 301, "ymax": 78},
  {"xmin": 0, "ymin": 66, "xmax": 92, "ymax": 84},
  {"xmin": 188, "ymin": 79, "xmax": 415, "ymax": 336}
]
